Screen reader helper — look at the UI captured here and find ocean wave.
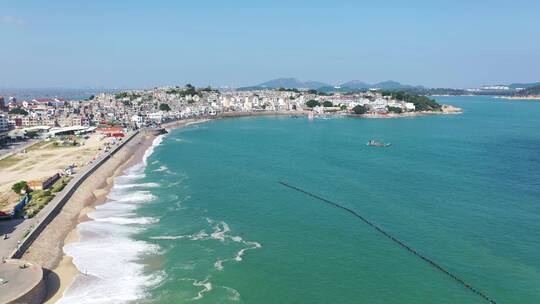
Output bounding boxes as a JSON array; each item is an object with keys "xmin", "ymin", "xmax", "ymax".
[
  {"xmin": 143, "ymin": 134, "xmax": 165, "ymax": 165},
  {"xmin": 152, "ymin": 218, "xmax": 262, "ymax": 271},
  {"xmin": 153, "ymin": 165, "xmax": 168, "ymax": 172},
  {"xmin": 107, "ymin": 190, "xmax": 156, "ymax": 203},
  {"xmin": 114, "ymin": 182, "xmax": 160, "ymax": 189},
  {"xmin": 152, "ymin": 164, "xmax": 177, "ymax": 175},
  {"xmin": 94, "ymin": 216, "xmax": 159, "ymax": 225},
  {"xmin": 59, "ymin": 141, "xmax": 163, "ymax": 304},
  {"xmin": 180, "ymin": 277, "xmax": 241, "ymax": 301},
  {"xmin": 192, "ymin": 279, "xmax": 213, "ymax": 300},
  {"xmin": 60, "ymin": 220, "xmax": 162, "ymax": 304}
]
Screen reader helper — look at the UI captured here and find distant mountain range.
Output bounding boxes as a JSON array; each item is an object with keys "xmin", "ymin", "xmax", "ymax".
[
  {"xmin": 508, "ymin": 82, "xmax": 540, "ymax": 89},
  {"xmin": 239, "ymin": 78, "xmax": 424, "ymax": 91}
]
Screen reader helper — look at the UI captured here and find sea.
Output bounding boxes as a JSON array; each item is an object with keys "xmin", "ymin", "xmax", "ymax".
[{"xmin": 59, "ymin": 96, "xmax": 540, "ymax": 304}]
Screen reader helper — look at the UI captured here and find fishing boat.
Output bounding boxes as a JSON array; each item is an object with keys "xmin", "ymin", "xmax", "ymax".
[{"xmin": 367, "ymin": 140, "xmax": 391, "ymax": 147}]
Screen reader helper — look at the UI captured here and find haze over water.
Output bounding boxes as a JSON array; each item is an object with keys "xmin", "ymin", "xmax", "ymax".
[{"xmin": 64, "ymin": 96, "xmax": 540, "ymax": 303}]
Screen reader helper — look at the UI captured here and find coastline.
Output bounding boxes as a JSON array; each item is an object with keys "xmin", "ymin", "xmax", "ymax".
[
  {"xmin": 32, "ymin": 108, "xmax": 461, "ymax": 302},
  {"xmin": 498, "ymin": 95, "xmax": 540, "ymax": 100},
  {"xmin": 161, "ymin": 111, "xmax": 308, "ymax": 131},
  {"xmin": 21, "ymin": 130, "xmax": 159, "ymax": 303},
  {"xmin": 38, "ymin": 118, "xmax": 213, "ymax": 303}
]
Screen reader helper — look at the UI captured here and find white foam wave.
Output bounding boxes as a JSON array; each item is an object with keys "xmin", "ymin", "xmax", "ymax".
[
  {"xmin": 114, "ymin": 182, "xmax": 160, "ymax": 189},
  {"xmin": 143, "ymin": 134, "xmax": 164, "ymax": 165},
  {"xmin": 150, "ymin": 230, "xmax": 209, "ymax": 241},
  {"xmin": 95, "ymin": 216, "xmax": 159, "ymax": 225},
  {"xmin": 152, "ymin": 164, "xmax": 176, "ymax": 175},
  {"xmin": 180, "ymin": 278, "xmax": 241, "ymax": 301},
  {"xmin": 59, "ymin": 141, "xmax": 163, "ymax": 304},
  {"xmin": 153, "ymin": 165, "xmax": 168, "ymax": 172},
  {"xmin": 192, "ymin": 279, "xmax": 213, "ymax": 300},
  {"xmin": 152, "ymin": 218, "xmax": 262, "ymax": 271}
]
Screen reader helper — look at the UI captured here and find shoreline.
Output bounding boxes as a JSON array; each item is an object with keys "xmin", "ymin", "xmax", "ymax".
[
  {"xmin": 40, "ymin": 120, "xmax": 208, "ymax": 302},
  {"xmin": 498, "ymin": 95, "xmax": 540, "ymax": 100},
  {"xmin": 161, "ymin": 111, "xmax": 308, "ymax": 131},
  {"xmin": 21, "ymin": 130, "xmax": 159, "ymax": 303},
  {"xmin": 34, "ymin": 109, "xmax": 462, "ymax": 302}
]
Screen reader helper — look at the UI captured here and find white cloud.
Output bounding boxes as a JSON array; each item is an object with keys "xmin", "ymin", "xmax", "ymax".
[{"xmin": 0, "ymin": 15, "xmax": 26, "ymax": 26}]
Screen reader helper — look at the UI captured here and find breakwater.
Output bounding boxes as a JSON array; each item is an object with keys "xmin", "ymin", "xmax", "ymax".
[{"xmin": 279, "ymin": 181, "xmax": 497, "ymax": 304}]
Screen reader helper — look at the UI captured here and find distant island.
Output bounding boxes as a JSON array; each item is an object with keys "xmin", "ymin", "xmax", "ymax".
[{"xmin": 238, "ymin": 77, "xmax": 540, "ymax": 99}]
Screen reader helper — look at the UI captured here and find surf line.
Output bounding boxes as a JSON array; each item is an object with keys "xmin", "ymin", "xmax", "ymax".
[{"xmin": 278, "ymin": 181, "xmax": 496, "ymax": 304}]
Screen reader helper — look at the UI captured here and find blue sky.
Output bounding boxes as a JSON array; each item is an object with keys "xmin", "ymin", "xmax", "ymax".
[{"xmin": 1, "ymin": 0, "xmax": 539, "ymax": 89}]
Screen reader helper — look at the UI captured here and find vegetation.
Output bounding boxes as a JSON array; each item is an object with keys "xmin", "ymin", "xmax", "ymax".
[
  {"xmin": 115, "ymin": 92, "xmax": 128, "ymax": 99},
  {"xmin": 129, "ymin": 93, "xmax": 141, "ymax": 101},
  {"xmin": 51, "ymin": 177, "xmax": 72, "ymax": 193},
  {"xmin": 24, "ymin": 189, "xmax": 54, "ymax": 218},
  {"xmin": 322, "ymin": 101, "xmax": 333, "ymax": 107},
  {"xmin": 53, "ymin": 140, "xmax": 79, "ymax": 147},
  {"xmin": 352, "ymin": 105, "xmax": 368, "ymax": 115},
  {"xmin": 9, "ymin": 108, "xmax": 28, "ymax": 115},
  {"xmin": 278, "ymin": 87, "xmax": 300, "ymax": 93},
  {"xmin": 516, "ymin": 85, "xmax": 540, "ymax": 96},
  {"xmin": 386, "ymin": 106, "xmax": 403, "ymax": 114},
  {"xmin": 0, "ymin": 155, "xmax": 22, "ymax": 169},
  {"xmin": 166, "ymin": 84, "xmax": 202, "ymax": 97},
  {"xmin": 305, "ymin": 100, "xmax": 320, "ymax": 108},
  {"xmin": 381, "ymin": 91, "xmax": 441, "ymax": 111},
  {"xmin": 159, "ymin": 103, "xmax": 171, "ymax": 111},
  {"xmin": 11, "ymin": 181, "xmax": 28, "ymax": 195}
]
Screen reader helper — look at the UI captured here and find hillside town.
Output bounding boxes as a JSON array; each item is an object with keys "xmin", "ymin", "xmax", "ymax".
[{"xmin": 0, "ymin": 86, "xmax": 446, "ymax": 144}]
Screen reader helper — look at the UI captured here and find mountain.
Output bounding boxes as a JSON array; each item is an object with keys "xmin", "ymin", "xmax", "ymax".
[
  {"xmin": 508, "ymin": 82, "xmax": 540, "ymax": 89},
  {"xmin": 257, "ymin": 78, "xmax": 331, "ymax": 89},
  {"xmin": 371, "ymin": 80, "xmax": 423, "ymax": 90},
  {"xmin": 339, "ymin": 80, "xmax": 370, "ymax": 90},
  {"xmin": 238, "ymin": 78, "xmax": 423, "ymax": 91}
]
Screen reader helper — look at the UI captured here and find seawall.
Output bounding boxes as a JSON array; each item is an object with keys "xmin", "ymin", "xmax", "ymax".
[{"xmin": 10, "ymin": 130, "xmax": 141, "ymax": 260}]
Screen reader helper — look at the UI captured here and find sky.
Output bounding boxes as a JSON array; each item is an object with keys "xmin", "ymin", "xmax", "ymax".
[{"xmin": 1, "ymin": 0, "xmax": 539, "ymax": 89}]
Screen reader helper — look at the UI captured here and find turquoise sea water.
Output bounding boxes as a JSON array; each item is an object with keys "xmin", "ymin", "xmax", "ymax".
[{"xmin": 62, "ymin": 96, "xmax": 540, "ymax": 303}]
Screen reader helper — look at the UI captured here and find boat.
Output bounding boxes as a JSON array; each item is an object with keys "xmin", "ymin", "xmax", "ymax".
[{"xmin": 367, "ymin": 140, "xmax": 391, "ymax": 147}]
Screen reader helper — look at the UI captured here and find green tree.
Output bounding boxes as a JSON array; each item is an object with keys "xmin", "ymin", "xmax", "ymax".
[
  {"xmin": 9, "ymin": 108, "xmax": 28, "ymax": 115},
  {"xmin": 115, "ymin": 92, "xmax": 128, "ymax": 99},
  {"xmin": 386, "ymin": 106, "xmax": 403, "ymax": 113},
  {"xmin": 352, "ymin": 105, "xmax": 368, "ymax": 114},
  {"xmin": 159, "ymin": 103, "xmax": 171, "ymax": 111},
  {"xmin": 306, "ymin": 100, "xmax": 320, "ymax": 108},
  {"xmin": 322, "ymin": 101, "xmax": 333, "ymax": 107},
  {"xmin": 12, "ymin": 181, "xmax": 28, "ymax": 195}
]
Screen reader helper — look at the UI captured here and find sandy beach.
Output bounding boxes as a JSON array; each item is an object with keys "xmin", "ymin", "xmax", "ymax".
[{"xmin": 21, "ymin": 130, "xmax": 159, "ymax": 303}]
